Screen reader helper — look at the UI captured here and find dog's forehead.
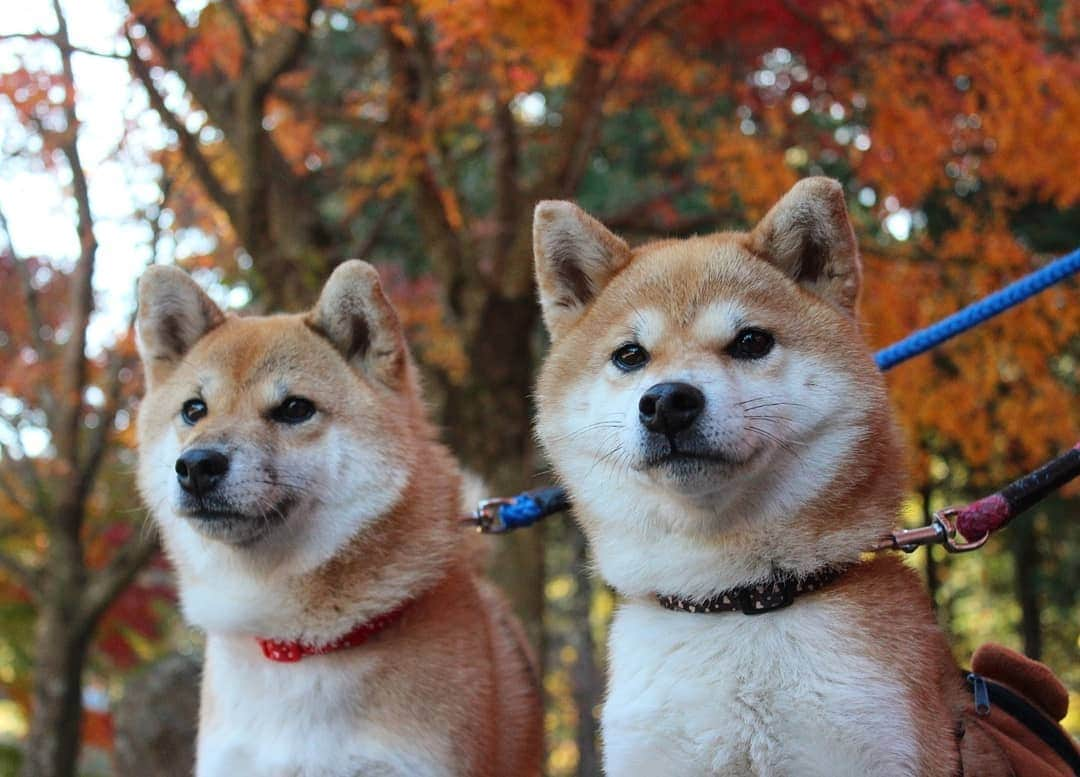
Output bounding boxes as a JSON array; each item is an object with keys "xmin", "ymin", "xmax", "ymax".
[
  {"xmin": 625, "ymin": 301, "xmax": 748, "ymax": 350},
  {"xmin": 601, "ymin": 236, "xmax": 788, "ymax": 335},
  {"xmin": 187, "ymin": 316, "xmax": 341, "ymax": 393}
]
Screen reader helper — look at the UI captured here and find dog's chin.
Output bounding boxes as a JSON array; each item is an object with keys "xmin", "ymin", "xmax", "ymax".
[{"xmin": 177, "ymin": 503, "xmax": 293, "ymax": 547}]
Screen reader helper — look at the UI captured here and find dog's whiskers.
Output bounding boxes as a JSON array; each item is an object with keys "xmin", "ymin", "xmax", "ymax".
[
  {"xmin": 739, "ymin": 401, "xmax": 809, "ymax": 413},
  {"xmin": 742, "ymin": 414, "xmax": 794, "ymax": 424},
  {"xmin": 547, "ymin": 414, "xmax": 626, "ymax": 444},
  {"xmin": 745, "ymin": 425, "xmax": 805, "ymax": 465}
]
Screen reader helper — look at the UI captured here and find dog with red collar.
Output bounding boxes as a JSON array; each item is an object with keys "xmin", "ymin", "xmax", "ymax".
[{"xmin": 136, "ymin": 261, "xmax": 541, "ymax": 777}]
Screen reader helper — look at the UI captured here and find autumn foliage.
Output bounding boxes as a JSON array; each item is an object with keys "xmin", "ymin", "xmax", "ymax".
[{"xmin": 0, "ymin": 0, "xmax": 1077, "ymax": 775}]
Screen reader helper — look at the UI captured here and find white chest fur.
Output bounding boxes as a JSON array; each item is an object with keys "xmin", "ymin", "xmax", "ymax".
[
  {"xmin": 197, "ymin": 636, "xmax": 449, "ymax": 777},
  {"xmin": 602, "ymin": 599, "xmax": 919, "ymax": 777}
]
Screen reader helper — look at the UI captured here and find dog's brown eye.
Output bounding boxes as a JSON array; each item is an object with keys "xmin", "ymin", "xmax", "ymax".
[
  {"xmin": 728, "ymin": 328, "xmax": 775, "ymax": 360},
  {"xmin": 612, "ymin": 343, "xmax": 649, "ymax": 372},
  {"xmin": 181, "ymin": 399, "xmax": 207, "ymax": 425},
  {"xmin": 272, "ymin": 397, "xmax": 316, "ymax": 425}
]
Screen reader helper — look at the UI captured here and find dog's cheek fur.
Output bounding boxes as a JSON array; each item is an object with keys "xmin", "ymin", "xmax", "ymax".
[
  {"xmin": 136, "ymin": 414, "xmax": 183, "ymax": 533},
  {"xmin": 275, "ymin": 424, "xmax": 413, "ymax": 573}
]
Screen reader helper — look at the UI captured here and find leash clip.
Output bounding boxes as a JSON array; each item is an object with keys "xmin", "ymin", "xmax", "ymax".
[
  {"xmin": 879, "ymin": 521, "xmax": 948, "ymax": 553},
  {"xmin": 459, "ymin": 498, "xmax": 513, "ymax": 534},
  {"xmin": 876, "ymin": 507, "xmax": 990, "ymax": 554},
  {"xmin": 934, "ymin": 507, "xmax": 991, "ymax": 553}
]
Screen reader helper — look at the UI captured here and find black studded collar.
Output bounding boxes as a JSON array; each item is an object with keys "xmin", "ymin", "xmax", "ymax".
[{"xmin": 656, "ymin": 564, "xmax": 853, "ymax": 616}]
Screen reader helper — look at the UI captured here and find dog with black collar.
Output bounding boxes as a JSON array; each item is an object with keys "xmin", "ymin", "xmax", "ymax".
[{"xmin": 530, "ymin": 178, "xmax": 1037, "ymax": 776}]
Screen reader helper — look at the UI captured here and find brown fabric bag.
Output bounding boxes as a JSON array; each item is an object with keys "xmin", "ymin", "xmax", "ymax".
[{"xmin": 959, "ymin": 644, "xmax": 1079, "ymax": 776}]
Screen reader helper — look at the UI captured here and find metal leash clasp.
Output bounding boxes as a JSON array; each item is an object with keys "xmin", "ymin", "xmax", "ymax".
[
  {"xmin": 459, "ymin": 497, "xmax": 513, "ymax": 534},
  {"xmin": 933, "ymin": 507, "xmax": 991, "ymax": 553},
  {"xmin": 875, "ymin": 507, "xmax": 990, "ymax": 554}
]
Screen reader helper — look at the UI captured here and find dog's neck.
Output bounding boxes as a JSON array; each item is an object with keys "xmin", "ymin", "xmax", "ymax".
[
  {"xmin": 574, "ymin": 418, "xmax": 905, "ymax": 601},
  {"xmin": 257, "ymin": 595, "xmax": 414, "ymax": 661},
  {"xmin": 170, "ymin": 430, "xmax": 464, "ymax": 646}
]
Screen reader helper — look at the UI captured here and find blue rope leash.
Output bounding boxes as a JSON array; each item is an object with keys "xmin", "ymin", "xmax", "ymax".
[
  {"xmin": 465, "ymin": 487, "xmax": 571, "ymax": 533},
  {"xmin": 500, "ymin": 494, "xmax": 546, "ymax": 530},
  {"xmin": 468, "ymin": 247, "xmax": 1080, "ymax": 532},
  {"xmin": 874, "ymin": 248, "xmax": 1080, "ymax": 371}
]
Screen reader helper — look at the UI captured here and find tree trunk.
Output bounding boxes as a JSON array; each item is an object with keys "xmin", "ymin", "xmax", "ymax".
[
  {"xmin": 1013, "ymin": 516, "xmax": 1042, "ymax": 660},
  {"xmin": 242, "ymin": 148, "xmax": 331, "ymax": 313},
  {"xmin": 20, "ymin": 585, "xmax": 89, "ymax": 777},
  {"xmin": 441, "ymin": 292, "xmax": 544, "ymax": 648}
]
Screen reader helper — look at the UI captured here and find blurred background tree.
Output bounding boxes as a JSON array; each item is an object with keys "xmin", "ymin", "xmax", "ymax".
[{"xmin": 0, "ymin": 0, "xmax": 1076, "ymax": 775}]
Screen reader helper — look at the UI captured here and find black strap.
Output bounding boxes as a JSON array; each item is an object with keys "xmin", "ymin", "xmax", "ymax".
[
  {"xmin": 966, "ymin": 673, "xmax": 1080, "ymax": 774},
  {"xmin": 1000, "ymin": 444, "xmax": 1080, "ymax": 517}
]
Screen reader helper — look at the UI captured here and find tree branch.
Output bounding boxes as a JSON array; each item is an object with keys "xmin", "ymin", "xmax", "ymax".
[
  {"xmin": 128, "ymin": 2, "xmax": 232, "ymax": 124},
  {"xmin": 409, "ymin": 8, "xmax": 463, "ymax": 225},
  {"xmin": 487, "ymin": 96, "xmax": 523, "ymax": 293},
  {"xmin": 379, "ymin": 0, "xmax": 470, "ymax": 317},
  {"xmin": 0, "ymin": 549, "xmax": 40, "ymax": 600},
  {"xmin": 271, "ymin": 85, "xmax": 383, "ymax": 129},
  {"xmin": 0, "ymin": 31, "xmax": 126, "ymax": 60},
  {"xmin": 247, "ymin": 0, "xmax": 319, "ymax": 94},
  {"xmin": 0, "ymin": 419, "xmax": 49, "ymax": 518},
  {"xmin": 543, "ymin": 0, "xmax": 692, "ymax": 198},
  {"xmin": 348, "ymin": 199, "xmax": 399, "ymax": 264},
  {"xmin": 78, "ymin": 528, "xmax": 159, "ymax": 632},
  {"xmin": 0, "ymin": 512, "xmax": 41, "ymax": 600},
  {"xmin": 219, "ymin": 0, "xmax": 255, "ymax": 53},
  {"xmin": 594, "ymin": 178, "xmax": 741, "ymax": 237},
  {"xmin": 603, "ymin": 211, "xmax": 727, "ymax": 237},
  {"xmin": 231, "ymin": 0, "xmax": 319, "ymax": 249},
  {"xmin": 0, "ymin": 204, "xmax": 60, "ymax": 429},
  {"xmin": 129, "ymin": 1, "xmax": 326, "ymax": 304},
  {"xmin": 72, "ymin": 358, "xmax": 128, "ymax": 511},
  {"xmin": 74, "ymin": 192, "xmax": 161, "ymax": 497},
  {"xmin": 70, "ymin": 179, "xmax": 168, "ymax": 627},
  {"xmin": 49, "ymin": 0, "xmax": 96, "ymax": 483},
  {"xmin": 0, "ymin": 467, "xmax": 32, "ymax": 518},
  {"xmin": 126, "ymin": 35, "xmax": 238, "ymax": 223},
  {"xmin": 0, "ymin": 205, "xmax": 45, "ymax": 354},
  {"xmin": 543, "ymin": 0, "xmax": 615, "ymax": 197}
]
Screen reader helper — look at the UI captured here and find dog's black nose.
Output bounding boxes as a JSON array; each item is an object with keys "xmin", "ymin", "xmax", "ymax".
[
  {"xmin": 639, "ymin": 382, "xmax": 705, "ymax": 434},
  {"xmin": 176, "ymin": 448, "xmax": 230, "ymax": 496}
]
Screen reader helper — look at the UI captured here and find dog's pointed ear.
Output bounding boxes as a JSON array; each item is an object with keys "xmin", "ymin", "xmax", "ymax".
[
  {"xmin": 533, "ymin": 200, "xmax": 632, "ymax": 339},
  {"xmin": 306, "ymin": 260, "xmax": 407, "ymax": 387},
  {"xmin": 748, "ymin": 177, "xmax": 861, "ymax": 314},
  {"xmin": 136, "ymin": 265, "xmax": 225, "ymax": 388}
]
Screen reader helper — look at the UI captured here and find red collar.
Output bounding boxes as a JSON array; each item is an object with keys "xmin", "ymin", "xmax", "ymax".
[{"xmin": 257, "ymin": 600, "xmax": 412, "ymax": 663}]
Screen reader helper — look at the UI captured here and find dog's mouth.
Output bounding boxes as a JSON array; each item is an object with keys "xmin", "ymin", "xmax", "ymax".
[
  {"xmin": 642, "ymin": 440, "xmax": 755, "ymax": 471},
  {"xmin": 177, "ymin": 499, "xmax": 295, "ymax": 546}
]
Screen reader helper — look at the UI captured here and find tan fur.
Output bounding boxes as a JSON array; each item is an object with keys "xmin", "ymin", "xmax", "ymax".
[
  {"xmin": 532, "ymin": 179, "xmax": 1019, "ymax": 775},
  {"xmin": 137, "ymin": 261, "xmax": 541, "ymax": 777}
]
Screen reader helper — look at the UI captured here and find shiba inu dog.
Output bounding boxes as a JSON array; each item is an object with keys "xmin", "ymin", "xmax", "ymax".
[
  {"xmin": 531, "ymin": 179, "xmax": 1027, "ymax": 776},
  {"xmin": 136, "ymin": 261, "xmax": 541, "ymax": 777}
]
